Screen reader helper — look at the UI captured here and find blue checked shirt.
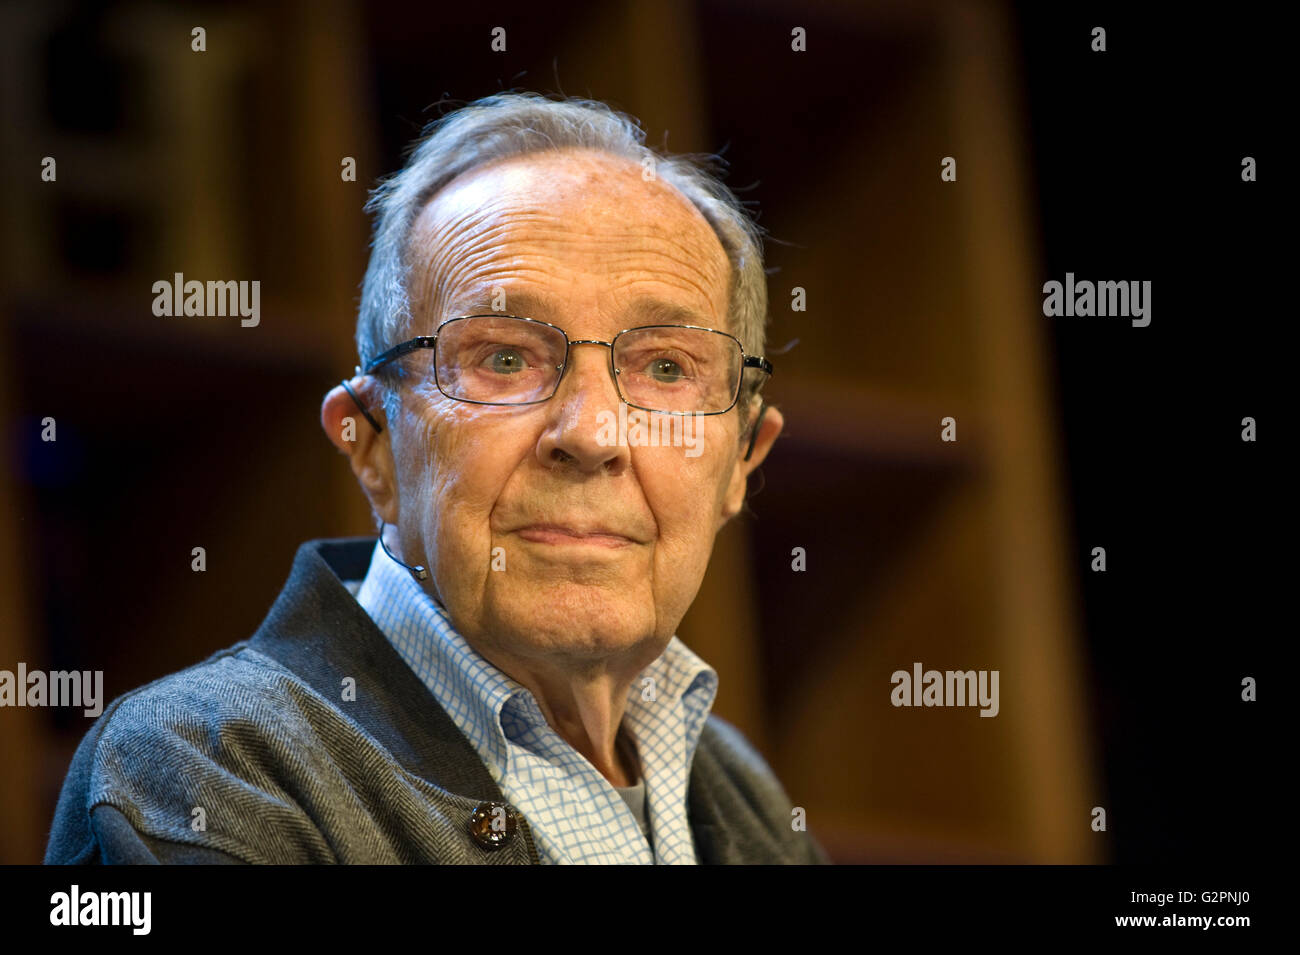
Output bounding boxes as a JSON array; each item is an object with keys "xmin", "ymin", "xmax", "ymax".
[{"xmin": 352, "ymin": 540, "xmax": 719, "ymax": 864}]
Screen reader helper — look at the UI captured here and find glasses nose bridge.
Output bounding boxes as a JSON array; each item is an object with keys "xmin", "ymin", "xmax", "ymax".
[{"xmin": 557, "ymin": 337, "xmax": 619, "ymax": 394}]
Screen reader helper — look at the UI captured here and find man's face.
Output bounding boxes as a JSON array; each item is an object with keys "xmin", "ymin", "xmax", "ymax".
[{"xmin": 379, "ymin": 149, "xmax": 770, "ymax": 665}]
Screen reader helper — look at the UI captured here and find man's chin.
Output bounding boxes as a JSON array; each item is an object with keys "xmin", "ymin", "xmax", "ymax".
[{"xmin": 476, "ymin": 601, "xmax": 659, "ymax": 661}]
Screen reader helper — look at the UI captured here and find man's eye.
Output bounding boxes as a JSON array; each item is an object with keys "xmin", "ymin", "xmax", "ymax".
[
  {"xmin": 645, "ymin": 357, "xmax": 689, "ymax": 383},
  {"xmin": 485, "ymin": 348, "xmax": 528, "ymax": 373}
]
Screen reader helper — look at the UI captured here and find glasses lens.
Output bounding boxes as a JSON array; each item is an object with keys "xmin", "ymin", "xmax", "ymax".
[
  {"xmin": 436, "ymin": 316, "xmax": 566, "ymax": 403},
  {"xmin": 614, "ymin": 326, "xmax": 740, "ymax": 413}
]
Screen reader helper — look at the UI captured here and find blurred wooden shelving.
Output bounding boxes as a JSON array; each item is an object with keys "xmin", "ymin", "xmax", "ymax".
[{"xmin": 0, "ymin": 0, "xmax": 375, "ymax": 863}]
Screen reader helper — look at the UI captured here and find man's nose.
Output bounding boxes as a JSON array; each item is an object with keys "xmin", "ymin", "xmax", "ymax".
[{"xmin": 536, "ymin": 342, "xmax": 630, "ymax": 473}]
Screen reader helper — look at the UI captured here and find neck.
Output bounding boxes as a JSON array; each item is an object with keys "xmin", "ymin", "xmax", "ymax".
[{"xmin": 471, "ymin": 642, "xmax": 657, "ymax": 788}]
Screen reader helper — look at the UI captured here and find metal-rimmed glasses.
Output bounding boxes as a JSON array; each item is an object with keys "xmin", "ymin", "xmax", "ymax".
[
  {"xmin": 347, "ymin": 313, "xmax": 774, "ymax": 460},
  {"xmin": 363, "ymin": 313, "xmax": 773, "ymax": 415}
]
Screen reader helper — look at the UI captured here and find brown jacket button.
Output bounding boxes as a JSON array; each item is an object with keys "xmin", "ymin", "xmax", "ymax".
[{"xmin": 469, "ymin": 801, "xmax": 518, "ymax": 849}]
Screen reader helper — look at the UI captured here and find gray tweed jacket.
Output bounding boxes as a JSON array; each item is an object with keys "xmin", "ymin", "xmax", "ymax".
[{"xmin": 44, "ymin": 538, "xmax": 830, "ymax": 865}]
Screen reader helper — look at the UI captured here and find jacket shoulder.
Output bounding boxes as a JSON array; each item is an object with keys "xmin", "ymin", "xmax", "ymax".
[
  {"xmin": 697, "ymin": 714, "xmax": 792, "ymax": 813},
  {"xmin": 696, "ymin": 714, "xmax": 831, "ymax": 864},
  {"xmin": 45, "ymin": 644, "xmax": 339, "ymax": 865}
]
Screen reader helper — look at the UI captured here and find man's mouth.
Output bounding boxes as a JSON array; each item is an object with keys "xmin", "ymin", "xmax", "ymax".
[{"xmin": 515, "ymin": 524, "xmax": 635, "ymax": 548}]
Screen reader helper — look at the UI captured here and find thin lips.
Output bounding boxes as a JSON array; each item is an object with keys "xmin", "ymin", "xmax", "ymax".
[{"xmin": 518, "ymin": 522, "xmax": 638, "ymax": 542}]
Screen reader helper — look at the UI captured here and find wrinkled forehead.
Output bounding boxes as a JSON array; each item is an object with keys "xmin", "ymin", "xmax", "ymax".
[{"xmin": 404, "ymin": 149, "xmax": 732, "ymax": 329}]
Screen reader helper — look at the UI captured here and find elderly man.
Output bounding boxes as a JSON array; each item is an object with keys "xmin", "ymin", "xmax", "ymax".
[{"xmin": 46, "ymin": 93, "xmax": 826, "ymax": 865}]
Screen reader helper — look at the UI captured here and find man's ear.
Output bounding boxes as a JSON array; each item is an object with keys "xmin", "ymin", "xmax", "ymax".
[
  {"xmin": 720, "ymin": 400, "xmax": 783, "ymax": 524},
  {"xmin": 321, "ymin": 376, "xmax": 399, "ymax": 524}
]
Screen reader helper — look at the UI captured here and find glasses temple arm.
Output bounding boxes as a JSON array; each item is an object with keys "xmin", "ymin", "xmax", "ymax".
[{"xmin": 340, "ymin": 379, "xmax": 385, "ymax": 435}]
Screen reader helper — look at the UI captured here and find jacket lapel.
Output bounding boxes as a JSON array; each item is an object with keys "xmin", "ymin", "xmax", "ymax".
[{"xmin": 248, "ymin": 540, "xmax": 528, "ymax": 812}]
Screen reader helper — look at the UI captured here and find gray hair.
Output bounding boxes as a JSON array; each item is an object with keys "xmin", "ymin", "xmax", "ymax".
[{"xmin": 356, "ymin": 92, "xmax": 770, "ymax": 435}]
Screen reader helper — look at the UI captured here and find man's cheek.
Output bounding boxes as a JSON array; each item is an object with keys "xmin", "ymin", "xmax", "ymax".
[
  {"xmin": 646, "ymin": 491, "xmax": 709, "ymax": 554},
  {"xmin": 438, "ymin": 467, "xmax": 511, "ymax": 564},
  {"xmin": 656, "ymin": 459, "xmax": 729, "ymax": 525}
]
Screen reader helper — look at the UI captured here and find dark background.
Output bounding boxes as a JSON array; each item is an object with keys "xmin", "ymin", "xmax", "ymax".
[{"xmin": 1016, "ymin": 3, "xmax": 1278, "ymax": 862}]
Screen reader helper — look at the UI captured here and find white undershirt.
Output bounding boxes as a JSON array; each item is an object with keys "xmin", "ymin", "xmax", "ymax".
[{"xmin": 615, "ymin": 777, "xmax": 651, "ymax": 843}]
